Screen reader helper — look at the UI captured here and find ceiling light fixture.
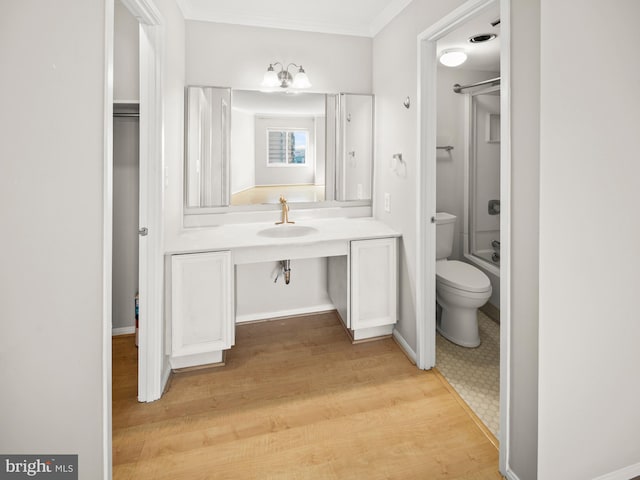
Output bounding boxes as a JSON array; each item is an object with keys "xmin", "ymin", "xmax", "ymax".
[
  {"xmin": 439, "ymin": 49, "xmax": 467, "ymax": 67},
  {"xmin": 261, "ymin": 62, "xmax": 312, "ymax": 89}
]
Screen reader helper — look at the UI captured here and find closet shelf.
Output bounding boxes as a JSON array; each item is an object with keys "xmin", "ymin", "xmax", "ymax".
[{"xmin": 113, "ymin": 100, "xmax": 139, "ymax": 118}]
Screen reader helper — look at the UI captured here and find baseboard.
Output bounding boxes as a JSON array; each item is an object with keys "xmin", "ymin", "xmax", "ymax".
[
  {"xmin": 231, "ymin": 184, "xmax": 255, "ymax": 195},
  {"xmin": 592, "ymin": 461, "xmax": 640, "ymax": 480},
  {"xmin": 392, "ymin": 329, "xmax": 417, "ymax": 364},
  {"xmin": 480, "ymin": 302, "xmax": 501, "ymax": 323},
  {"xmin": 112, "ymin": 326, "xmax": 135, "ymax": 336},
  {"xmin": 161, "ymin": 361, "xmax": 172, "ymax": 395},
  {"xmin": 504, "ymin": 469, "xmax": 522, "ymax": 480},
  {"xmin": 235, "ymin": 304, "xmax": 335, "ymax": 324}
]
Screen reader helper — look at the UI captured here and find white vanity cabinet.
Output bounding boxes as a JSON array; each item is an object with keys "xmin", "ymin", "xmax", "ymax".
[
  {"xmin": 169, "ymin": 251, "xmax": 234, "ymax": 369},
  {"xmin": 328, "ymin": 236, "xmax": 398, "ymax": 341},
  {"xmin": 166, "ymin": 218, "xmax": 401, "ymax": 368},
  {"xmin": 350, "ymin": 237, "xmax": 397, "ymax": 333}
]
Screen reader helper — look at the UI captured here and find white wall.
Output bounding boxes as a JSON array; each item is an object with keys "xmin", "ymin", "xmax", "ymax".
[
  {"xmin": 235, "ymin": 259, "xmax": 333, "ymax": 322},
  {"xmin": 254, "ymin": 116, "xmax": 316, "ymax": 186},
  {"xmin": 114, "ymin": 0, "xmax": 139, "ymax": 101},
  {"xmin": 230, "ymin": 109, "xmax": 256, "ymax": 194},
  {"xmin": 179, "ymin": 21, "xmax": 372, "ymax": 320},
  {"xmin": 0, "ymin": 0, "xmax": 108, "ymax": 476},
  {"xmin": 372, "ymin": 0, "xmax": 467, "ymax": 362},
  {"xmin": 538, "ymin": 0, "xmax": 640, "ymax": 478},
  {"xmin": 185, "ymin": 21, "xmax": 372, "ymax": 93}
]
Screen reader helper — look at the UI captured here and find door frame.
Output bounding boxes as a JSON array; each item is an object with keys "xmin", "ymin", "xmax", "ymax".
[
  {"xmin": 122, "ymin": 0, "xmax": 166, "ymax": 404},
  {"xmin": 415, "ymin": 0, "xmax": 512, "ymax": 475},
  {"xmin": 103, "ymin": 0, "xmax": 165, "ymax": 475}
]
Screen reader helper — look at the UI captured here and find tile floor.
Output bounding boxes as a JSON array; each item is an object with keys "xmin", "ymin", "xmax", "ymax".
[{"xmin": 436, "ymin": 311, "xmax": 500, "ymax": 437}]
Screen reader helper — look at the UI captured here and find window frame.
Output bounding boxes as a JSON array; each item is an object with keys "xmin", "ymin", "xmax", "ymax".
[{"xmin": 265, "ymin": 128, "xmax": 309, "ymax": 167}]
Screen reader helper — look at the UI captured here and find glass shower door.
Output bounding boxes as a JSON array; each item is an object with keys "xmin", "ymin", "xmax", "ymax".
[{"xmin": 469, "ymin": 89, "xmax": 501, "ymax": 265}]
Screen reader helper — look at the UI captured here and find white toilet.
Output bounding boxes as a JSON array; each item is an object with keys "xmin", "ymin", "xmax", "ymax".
[{"xmin": 435, "ymin": 212, "xmax": 492, "ymax": 347}]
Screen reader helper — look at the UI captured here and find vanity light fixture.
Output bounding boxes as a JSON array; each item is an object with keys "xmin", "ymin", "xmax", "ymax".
[
  {"xmin": 439, "ymin": 49, "xmax": 468, "ymax": 67},
  {"xmin": 261, "ymin": 62, "xmax": 312, "ymax": 89}
]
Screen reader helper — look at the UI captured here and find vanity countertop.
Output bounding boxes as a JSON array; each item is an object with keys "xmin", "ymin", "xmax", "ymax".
[{"xmin": 165, "ymin": 217, "xmax": 400, "ymax": 257}]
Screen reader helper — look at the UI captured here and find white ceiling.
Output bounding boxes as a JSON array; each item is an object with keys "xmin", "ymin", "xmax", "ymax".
[
  {"xmin": 175, "ymin": 0, "xmax": 413, "ymax": 37},
  {"xmin": 176, "ymin": 1, "xmax": 500, "ymax": 71},
  {"xmin": 437, "ymin": 5, "xmax": 501, "ymax": 72}
]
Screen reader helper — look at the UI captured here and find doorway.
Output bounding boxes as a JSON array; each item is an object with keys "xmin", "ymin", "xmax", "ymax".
[
  {"xmin": 434, "ymin": 7, "xmax": 501, "ymax": 438},
  {"xmin": 111, "ymin": 0, "xmax": 165, "ymax": 403},
  {"xmin": 104, "ymin": 0, "xmax": 165, "ymax": 474},
  {"xmin": 416, "ymin": 0, "xmax": 511, "ymax": 474}
]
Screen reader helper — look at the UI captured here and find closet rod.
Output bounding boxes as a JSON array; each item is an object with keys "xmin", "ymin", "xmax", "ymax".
[
  {"xmin": 113, "ymin": 113, "xmax": 139, "ymax": 118},
  {"xmin": 437, "ymin": 146, "xmax": 453, "ymax": 152}
]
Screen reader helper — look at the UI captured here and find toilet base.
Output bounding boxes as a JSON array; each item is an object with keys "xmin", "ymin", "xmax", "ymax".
[{"xmin": 436, "ymin": 301, "xmax": 481, "ymax": 348}]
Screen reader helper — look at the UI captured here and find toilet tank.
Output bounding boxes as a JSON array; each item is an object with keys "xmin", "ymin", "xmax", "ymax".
[{"xmin": 435, "ymin": 212, "xmax": 456, "ymax": 260}]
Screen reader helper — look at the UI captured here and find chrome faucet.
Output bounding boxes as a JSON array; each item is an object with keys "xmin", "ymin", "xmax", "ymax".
[{"xmin": 275, "ymin": 194, "xmax": 295, "ymax": 225}]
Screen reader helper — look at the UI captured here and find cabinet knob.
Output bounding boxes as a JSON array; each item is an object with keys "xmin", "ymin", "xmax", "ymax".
[{"xmin": 138, "ymin": 227, "xmax": 148, "ymax": 236}]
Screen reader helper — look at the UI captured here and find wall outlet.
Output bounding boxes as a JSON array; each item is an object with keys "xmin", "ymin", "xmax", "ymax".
[{"xmin": 384, "ymin": 193, "xmax": 391, "ymax": 213}]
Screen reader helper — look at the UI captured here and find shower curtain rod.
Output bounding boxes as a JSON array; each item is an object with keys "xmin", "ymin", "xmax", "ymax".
[{"xmin": 453, "ymin": 76, "xmax": 501, "ymax": 93}]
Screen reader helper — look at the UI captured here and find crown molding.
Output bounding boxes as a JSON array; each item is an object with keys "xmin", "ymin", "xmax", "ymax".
[
  {"xmin": 175, "ymin": 0, "xmax": 413, "ymax": 38},
  {"xmin": 180, "ymin": 8, "xmax": 372, "ymax": 37}
]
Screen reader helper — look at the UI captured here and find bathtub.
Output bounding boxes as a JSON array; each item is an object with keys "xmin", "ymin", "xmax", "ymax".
[{"xmin": 464, "ymin": 252, "xmax": 500, "ymax": 310}]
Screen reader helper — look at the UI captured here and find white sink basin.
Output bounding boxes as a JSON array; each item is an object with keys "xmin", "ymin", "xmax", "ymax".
[{"xmin": 257, "ymin": 225, "xmax": 319, "ymax": 238}]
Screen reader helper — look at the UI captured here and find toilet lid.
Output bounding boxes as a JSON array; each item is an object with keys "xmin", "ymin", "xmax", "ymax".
[{"xmin": 436, "ymin": 260, "xmax": 491, "ymax": 293}]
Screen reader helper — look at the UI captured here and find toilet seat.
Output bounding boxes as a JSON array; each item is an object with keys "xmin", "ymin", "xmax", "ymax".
[{"xmin": 436, "ymin": 260, "xmax": 491, "ymax": 293}]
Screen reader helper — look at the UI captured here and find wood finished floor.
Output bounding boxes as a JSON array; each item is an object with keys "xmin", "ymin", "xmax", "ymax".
[
  {"xmin": 113, "ymin": 312, "xmax": 502, "ymax": 479},
  {"xmin": 231, "ymin": 185, "xmax": 325, "ymax": 206}
]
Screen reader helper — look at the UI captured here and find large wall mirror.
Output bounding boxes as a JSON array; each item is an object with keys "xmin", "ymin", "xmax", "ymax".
[{"xmin": 184, "ymin": 86, "xmax": 373, "ymax": 211}]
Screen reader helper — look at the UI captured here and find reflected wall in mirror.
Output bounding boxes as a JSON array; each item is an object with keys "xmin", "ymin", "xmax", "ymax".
[
  {"xmin": 185, "ymin": 86, "xmax": 231, "ymax": 208},
  {"xmin": 184, "ymin": 87, "xmax": 374, "ymax": 211},
  {"xmin": 230, "ymin": 90, "xmax": 329, "ymax": 206},
  {"xmin": 336, "ymin": 93, "xmax": 373, "ymax": 201}
]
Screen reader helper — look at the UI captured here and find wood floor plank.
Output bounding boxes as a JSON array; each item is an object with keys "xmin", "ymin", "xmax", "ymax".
[{"xmin": 113, "ymin": 312, "xmax": 502, "ymax": 479}]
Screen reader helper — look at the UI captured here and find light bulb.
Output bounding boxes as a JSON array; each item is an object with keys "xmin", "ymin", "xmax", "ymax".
[
  {"xmin": 291, "ymin": 67, "xmax": 311, "ymax": 89},
  {"xmin": 261, "ymin": 65, "xmax": 280, "ymax": 88}
]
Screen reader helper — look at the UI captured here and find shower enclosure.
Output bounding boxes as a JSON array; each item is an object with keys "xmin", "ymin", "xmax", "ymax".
[{"xmin": 464, "ymin": 86, "xmax": 501, "ymax": 274}]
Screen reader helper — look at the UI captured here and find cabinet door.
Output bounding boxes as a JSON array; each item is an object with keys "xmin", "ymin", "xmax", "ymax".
[
  {"xmin": 350, "ymin": 238, "xmax": 397, "ymax": 329},
  {"xmin": 171, "ymin": 251, "xmax": 234, "ymax": 357}
]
